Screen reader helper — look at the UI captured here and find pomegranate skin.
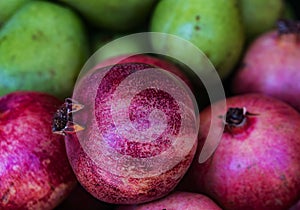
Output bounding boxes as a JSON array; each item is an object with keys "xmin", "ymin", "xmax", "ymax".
[
  {"xmin": 93, "ymin": 54, "xmax": 193, "ymax": 89},
  {"xmin": 0, "ymin": 92, "xmax": 77, "ymax": 210},
  {"xmin": 66, "ymin": 62, "xmax": 198, "ymax": 204},
  {"xmin": 181, "ymin": 93, "xmax": 300, "ymax": 210},
  {"xmin": 116, "ymin": 191, "xmax": 222, "ymax": 210},
  {"xmin": 231, "ymin": 30, "xmax": 300, "ymax": 111}
]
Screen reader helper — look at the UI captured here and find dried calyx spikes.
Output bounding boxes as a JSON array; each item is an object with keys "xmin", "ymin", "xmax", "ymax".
[
  {"xmin": 222, "ymin": 107, "xmax": 258, "ymax": 128},
  {"xmin": 52, "ymin": 98, "xmax": 85, "ymax": 136},
  {"xmin": 277, "ymin": 19, "xmax": 300, "ymax": 35}
]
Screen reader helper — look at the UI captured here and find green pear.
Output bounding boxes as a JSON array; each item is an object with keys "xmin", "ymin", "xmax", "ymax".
[
  {"xmin": 0, "ymin": 0, "xmax": 32, "ymax": 25},
  {"xmin": 241, "ymin": 0, "xmax": 284, "ymax": 40},
  {"xmin": 59, "ymin": 0, "xmax": 158, "ymax": 31},
  {"xmin": 150, "ymin": 0, "xmax": 245, "ymax": 80},
  {"xmin": 0, "ymin": 1, "xmax": 89, "ymax": 99}
]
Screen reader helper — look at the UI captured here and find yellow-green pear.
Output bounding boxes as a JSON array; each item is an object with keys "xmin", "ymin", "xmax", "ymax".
[
  {"xmin": 59, "ymin": 0, "xmax": 158, "ymax": 31},
  {"xmin": 0, "ymin": 1, "xmax": 89, "ymax": 99},
  {"xmin": 150, "ymin": 0, "xmax": 245, "ymax": 80},
  {"xmin": 241, "ymin": 0, "xmax": 284, "ymax": 40}
]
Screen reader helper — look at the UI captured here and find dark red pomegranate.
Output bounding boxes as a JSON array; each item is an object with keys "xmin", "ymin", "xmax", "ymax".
[
  {"xmin": 232, "ymin": 19, "xmax": 300, "ymax": 112},
  {"xmin": 180, "ymin": 93, "xmax": 300, "ymax": 210},
  {"xmin": 63, "ymin": 62, "xmax": 199, "ymax": 204},
  {"xmin": 0, "ymin": 91, "xmax": 76, "ymax": 210}
]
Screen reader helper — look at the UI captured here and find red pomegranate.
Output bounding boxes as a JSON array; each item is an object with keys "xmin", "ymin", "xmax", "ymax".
[
  {"xmin": 180, "ymin": 93, "xmax": 300, "ymax": 210},
  {"xmin": 61, "ymin": 62, "xmax": 199, "ymax": 204},
  {"xmin": 0, "ymin": 91, "xmax": 76, "ymax": 210},
  {"xmin": 92, "ymin": 54, "xmax": 193, "ymax": 89},
  {"xmin": 232, "ymin": 19, "xmax": 300, "ymax": 112}
]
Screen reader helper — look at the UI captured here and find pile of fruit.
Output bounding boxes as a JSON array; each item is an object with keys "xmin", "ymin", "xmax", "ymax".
[{"xmin": 1, "ymin": 0, "xmax": 300, "ymax": 209}]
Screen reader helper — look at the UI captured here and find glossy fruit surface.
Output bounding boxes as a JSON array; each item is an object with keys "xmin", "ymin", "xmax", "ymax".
[
  {"xmin": 181, "ymin": 93, "xmax": 300, "ymax": 210},
  {"xmin": 0, "ymin": 1, "xmax": 88, "ymax": 99},
  {"xmin": 150, "ymin": 0, "xmax": 245, "ymax": 79},
  {"xmin": 59, "ymin": 0, "xmax": 157, "ymax": 31},
  {"xmin": 232, "ymin": 20, "xmax": 300, "ymax": 112},
  {"xmin": 0, "ymin": 91, "xmax": 77, "ymax": 209},
  {"xmin": 241, "ymin": 0, "xmax": 284, "ymax": 40}
]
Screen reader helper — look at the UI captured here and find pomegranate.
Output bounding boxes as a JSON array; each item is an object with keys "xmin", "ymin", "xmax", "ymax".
[
  {"xmin": 93, "ymin": 54, "xmax": 193, "ymax": 89},
  {"xmin": 116, "ymin": 191, "xmax": 221, "ymax": 210},
  {"xmin": 180, "ymin": 93, "xmax": 300, "ymax": 210},
  {"xmin": 61, "ymin": 62, "xmax": 199, "ymax": 204},
  {"xmin": 0, "ymin": 91, "xmax": 77, "ymax": 210},
  {"xmin": 231, "ymin": 19, "xmax": 300, "ymax": 112}
]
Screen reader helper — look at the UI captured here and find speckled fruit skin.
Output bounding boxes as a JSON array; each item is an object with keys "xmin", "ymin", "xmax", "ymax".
[
  {"xmin": 231, "ymin": 30, "xmax": 300, "ymax": 112},
  {"xmin": 116, "ymin": 191, "xmax": 221, "ymax": 210},
  {"xmin": 181, "ymin": 94, "xmax": 300, "ymax": 210},
  {"xmin": 0, "ymin": 91, "xmax": 77, "ymax": 210},
  {"xmin": 65, "ymin": 62, "xmax": 198, "ymax": 204},
  {"xmin": 94, "ymin": 54, "xmax": 193, "ymax": 89}
]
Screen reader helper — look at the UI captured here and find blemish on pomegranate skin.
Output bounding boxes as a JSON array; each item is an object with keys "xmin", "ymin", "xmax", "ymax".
[
  {"xmin": 1, "ymin": 183, "xmax": 15, "ymax": 205},
  {"xmin": 1, "ymin": 189, "xmax": 10, "ymax": 205}
]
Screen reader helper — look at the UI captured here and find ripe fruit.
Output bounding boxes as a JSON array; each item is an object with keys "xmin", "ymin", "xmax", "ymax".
[
  {"xmin": 63, "ymin": 62, "xmax": 199, "ymax": 204},
  {"xmin": 116, "ymin": 191, "xmax": 222, "ymax": 210},
  {"xmin": 93, "ymin": 54, "xmax": 193, "ymax": 89},
  {"xmin": 59, "ymin": 0, "xmax": 157, "ymax": 31},
  {"xmin": 150, "ymin": 0, "xmax": 245, "ymax": 79},
  {"xmin": 240, "ymin": 0, "xmax": 284, "ymax": 40},
  {"xmin": 0, "ymin": 91, "xmax": 77, "ymax": 210},
  {"xmin": 181, "ymin": 94, "xmax": 300, "ymax": 210},
  {"xmin": 231, "ymin": 19, "xmax": 300, "ymax": 112},
  {"xmin": 0, "ymin": 1, "xmax": 88, "ymax": 99}
]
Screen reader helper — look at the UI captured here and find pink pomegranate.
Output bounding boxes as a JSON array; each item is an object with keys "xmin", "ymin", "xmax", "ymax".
[
  {"xmin": 116, "ymin": 191, "xmax": 221, "ymax": 210},
  {"xmin": 63, "ymin": 62, "xmax": 199, "ymax": 204},
  {"xmin": 232, "ymin": 19, "xmax": 300, "ymax": 112},
  {"xmin": 180, "ymin": 93, "xmax": 300, "ymax": 210},
  {"xmin": 0, "ymin": 91, "xmax": 77, "ymax": 210}
]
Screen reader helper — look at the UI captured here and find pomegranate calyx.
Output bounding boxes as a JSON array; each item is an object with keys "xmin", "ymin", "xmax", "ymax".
[
  {"xmin": 225, "ymin": 107, "xmax": 247, "ymax": 127},
  {"xmin": 224, "ymin": 107, "xmax": 258, "ymax": 127},
  {"xmin": 52, "ymin": 98, "xmax": 85, "ymax": 136}
]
